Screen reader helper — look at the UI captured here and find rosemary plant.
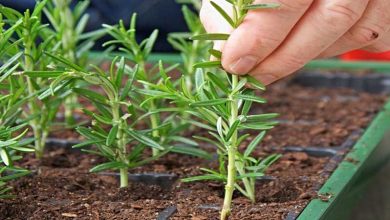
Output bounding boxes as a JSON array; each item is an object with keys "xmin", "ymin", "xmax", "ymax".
[
  {"xmin": 0, "ymin": 71, "xmax": 34, "ymax": 199},
  {"xmin": 168, "ymin": 1, "xmax": 211, "ymax": 91},
  {"xmin": 0, "ymin": 123, "xmax": 31, "ymax": 199},
  {"xmin": 0, "ymin": 1, "xmax": 64, "ymax": 158},
  {"xmin": 140, "ymin": 1, "xmax": 280, "ymax": 219},
  {"xmin": 37, "ymin": 54, "xmax": 166, "ymax": 187},
  {"xmin": 103, "ymin": 14, "xmax": 175, "ymax": 157},
  {"xmin": 36, "ymin": 52, "xmax": 210, "ymax": 187},
  {"xmin": 43, "ymin": 0, "xmax": 106, "ymax": 125}
]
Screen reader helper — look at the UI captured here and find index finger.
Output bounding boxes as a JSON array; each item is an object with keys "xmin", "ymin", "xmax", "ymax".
[{"xmin": 222, "ymin": 0, "xmax": 314, "ymax": 75}]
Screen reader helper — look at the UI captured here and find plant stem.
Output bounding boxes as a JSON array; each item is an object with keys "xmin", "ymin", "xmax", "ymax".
[
  {"xmin": 119, "ymin": 168, "xmax": 128, "ymax": 188},
  {"xmin": 55, "ymin": 0, "xmax": 77, "ymax": 125},
  {"xmin": 221, "ymin": 75, "xmax": 239, "ymax": 220},
  {"xmin": 112, "ymin": 102, "xmax": 129, "ymax": 187},
  {"xmin": 24, "ymin": 32, "xmax": 44, "ymax": 158},
  {"xmin": 150, "ymin": 101, "xmax": 160, "ymax": 156},
  {"xmin": 185, "ymin": 39, "xmax": 199, "ymax": 91},
  {"xmin": 236, "ymin": 163, "xmax": 255, "ymax": 202},
  {"xmin": 139, "ymin": 61, "xmax": 161, "ymax": 156}
]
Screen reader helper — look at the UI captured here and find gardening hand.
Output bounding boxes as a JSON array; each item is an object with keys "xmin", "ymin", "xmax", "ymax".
[{"xmin": 200, "ymin": 0, "xmax": 390, "ymax": 85}]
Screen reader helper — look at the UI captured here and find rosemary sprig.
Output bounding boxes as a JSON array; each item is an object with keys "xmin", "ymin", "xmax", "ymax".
[
  {"xmin": 168, "ymin": 2, "xmax": 211, "ymax": 92},
  {"xmin": 0, "ymin": 1, "xmax": 63, "ymax": 158},
  {"xmin": 144, "ymin": 1, "xmax": 280, "ymax": 219},
  {"xmin": 0, "ymin": 73, "xmax": 34, "ymax": 199},
  {"xmin": 103, "ymin": 14, "xmax": 197, "ymax": 157},
  {"xmin": 35, "ymin": 51, "xmax": 211, "ymax": 187},
  {"xmin": 43, "ymin": 0, "xmax": 106, "ymax": 125}
]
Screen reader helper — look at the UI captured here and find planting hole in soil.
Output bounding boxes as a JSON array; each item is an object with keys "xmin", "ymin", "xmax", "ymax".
[{"xmin": 0, "ymin": 0, "xmax": 389, "ymax": 220}]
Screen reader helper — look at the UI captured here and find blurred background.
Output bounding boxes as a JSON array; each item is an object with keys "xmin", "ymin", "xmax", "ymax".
[
  {"xmin": 1, "ymin": 0, "xmax": 389, "ymax": 60},
  {"xmin": 0, "ymin": 0, "xmax": 189, "ymax": 52}
]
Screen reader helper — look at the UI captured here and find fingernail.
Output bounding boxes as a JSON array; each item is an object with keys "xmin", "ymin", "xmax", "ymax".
[
  {"xmin": 258, "ymin": 74, "xmax": 277, "ymax": 85},
  {"xmin": 229, "ymin": 55, "xmax": 258, "ymax": 74}
]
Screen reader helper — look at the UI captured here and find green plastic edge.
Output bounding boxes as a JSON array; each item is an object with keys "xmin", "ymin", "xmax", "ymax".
[
  {"xmin": 297, "ymin": 99, "xmax": 390, "ymax": 220},
  {"xmin": 88, "ymin": 52, "xmax": 390, "ymax": 72}
]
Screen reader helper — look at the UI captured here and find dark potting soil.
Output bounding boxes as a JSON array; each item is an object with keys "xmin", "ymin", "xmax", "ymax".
[
  {"xmin": 260, "ymin": 83, "xmax": 386, "ymax": 148},
  {"xmin": 1, "ymin": 85, "xmax": 385, "ymax": 219},
  {"xmin": 0, "ymin": 148, "xmax": 328, "ymax": 220}
]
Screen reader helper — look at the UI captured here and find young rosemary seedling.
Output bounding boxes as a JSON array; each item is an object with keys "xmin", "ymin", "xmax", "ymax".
[
  {"xmin": 0, "ymin": 1, "xmax": 64, "ymax": 159},
  {"xmin": 168, "ymin": 1, "xmax": 211, "ymax": 91},
  {"xmin": 0, "ymin": 122, "xmax": 32, "ymax": 199},
  {"xmin": 36, "ymin": 51, "xmax": 210, "ymax": 187},
  {"xmin": 140, "ymin": 1, "xmax": 280, "ymax": 219},
  {"xmin": 103, "ymin": 14, "xmax": 180, "ymax": 157},
  {"xmin": 36, "ymin": 54, "xmax": 167, "ymax": 187},
  {"xmin": 43, "ymin": 0, "xmax": 106, "ymax": 125},
  {"xmin": 0, "ymin": 75, "xmax": 34, "ymax": 199}
]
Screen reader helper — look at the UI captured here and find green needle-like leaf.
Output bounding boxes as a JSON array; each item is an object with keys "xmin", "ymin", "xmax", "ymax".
[
  {"xmin": 127, "ymin": 130, "xmax": 164, "ymax": 150},
  {"xmin": 244, "ymin": 3, "xmax": 280, "ymax": 10},
  {"xmin": 208, "ymin": 49, "xmax": 222, "ymax": 59},
  {"xmin": 190, "ymin": 98, "xmax": 228, "ymax": 107},
  {"xmin": 171, "ymin": 146, "xmax": 212, "ymax": 159},
  {"xmin": 244, "ymin": 75, "xmax": 266, "ymax": 90},
  {"xmin": 106, "ymin": 125, "xmax": 119, "ymax": 146},
  {"xmin": 191, "ymin": 33, "xmax": 230, "ymax": 41},
  {"xmin": 24, "ymin": 70, "xmax": 64, "ymax": 78},
  {"xmin": 207, "ymin": 72, "xmax": 229, "ymax": 93},
  {"xmin": 90, "ymin": 161, "xmax": 126, "ymax": 172},
  {"xmin": 244, "ymin": 131, "xmax": 266, "ymax": 157},
  {"xmin": 236, "ymin": 94, "xmax": 267, "ymax": 104},
  {"xmin": 194, "ymin": 61, "xmax": 222, "ymax": 69},
  {"xmin": 210, "ymin": 1, "xmax": 235, "ymax": 27}
]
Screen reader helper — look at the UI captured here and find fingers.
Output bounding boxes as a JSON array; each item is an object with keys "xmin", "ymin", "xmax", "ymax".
[
  {"xmin": 319, "ymin": 0, "xmax": 390, "ymax": 58},
  {"xmin": 222, "ymin": 0, "xmax": 314, "ymax": 74},
  {"xmin": 249, "ymin": 0, "xmax": 369, "ymax": 85}
]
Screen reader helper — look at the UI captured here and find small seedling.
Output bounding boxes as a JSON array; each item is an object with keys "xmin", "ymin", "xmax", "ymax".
[
  {"xmin": 191, "ymin": 1, "xmax": 280, "ymax": 218},
  {"xmin": 103, "ymin": 14, "xmax": 209, "ymax": 158},
  {"xmin": 43, "ymin": 0, "xmax": 106, "ymax": 125},
  {"xmin": 168, "ymin": 2, "xmax": 211, "ymax": 91},
  {"xmin": 0, "ymin": 123, "xmax": 32, "ymax": 199},
  {"xmin": 142, "ymin": 1, "xmax": 281, "ymax": 219},
  {"xmin": 0, "ymin": 1, "xmax": 65, "ymax": 158},
  {"xmin": 103, "ymin": 14, "xmax": 167, "ymax": 157},
  {"xmin": 0, "ymin": 78, "xmax": 34, "ymax": 199},
  {"xmin": 36, "ymin": 52, "xmax": 210, "ymax": 187}
]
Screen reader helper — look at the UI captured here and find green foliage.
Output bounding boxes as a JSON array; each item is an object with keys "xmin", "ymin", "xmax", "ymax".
[
  {"xmin": 43, "ymin": 0, "xmax": 106, "ymax": 125},
  {"xmin": 168, "ymin": 3, "xmax": 211, "ymax": 91},
  {"xmin": 0, "ymin": 0, "xmax": 280, "ymax": 209},
  {"xmin": 103, "ymin": 14, "xmax": 201, "ymax": 157},
  {"xmin": 196, "ymin": 1, "xmax": 280, "ymax": 219},
  {"xmin": 38, "ymin": 53, "xmax": 210, "ymax": 187},
  {"xmin": 0, "ymin": 0, "xmax": 104, "ymax": 158},
  {"xmin": 150, "ymin": 1, "xmax": 280, "ymax": 219},
  {"xmin": 0, "ymin": 80, "xmax": 33, "ymax": 199},
  {"xmin": 0, "ymin": 1, "xmax": 64, "ymax": 158}
]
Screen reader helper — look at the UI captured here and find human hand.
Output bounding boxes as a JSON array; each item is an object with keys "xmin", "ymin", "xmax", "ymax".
[{"xmin": 200, "ymin": 0, "xmax": 390, "ymax": 85}]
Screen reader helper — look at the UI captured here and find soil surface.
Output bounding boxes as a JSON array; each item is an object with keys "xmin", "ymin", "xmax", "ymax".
[
  {"xmin": 0, "ymin": 84, "xmax": 386, "ymax": 220},
  {"xmin": 0, "ymin": 148, "xmax": 328, "ymax": 220},
  {"xmin": 260, "ymin": 84, "xmax": 385, "ymax": 148}
]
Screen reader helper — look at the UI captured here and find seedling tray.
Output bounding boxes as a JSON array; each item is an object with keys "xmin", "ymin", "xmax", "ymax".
[
  {"xmin": 153, "ymin": 56, "xmax": 390, "ymax": 219},
  {"xmin": 29, "ymin": 54, "xmax": 390, "ymax": 219}
]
